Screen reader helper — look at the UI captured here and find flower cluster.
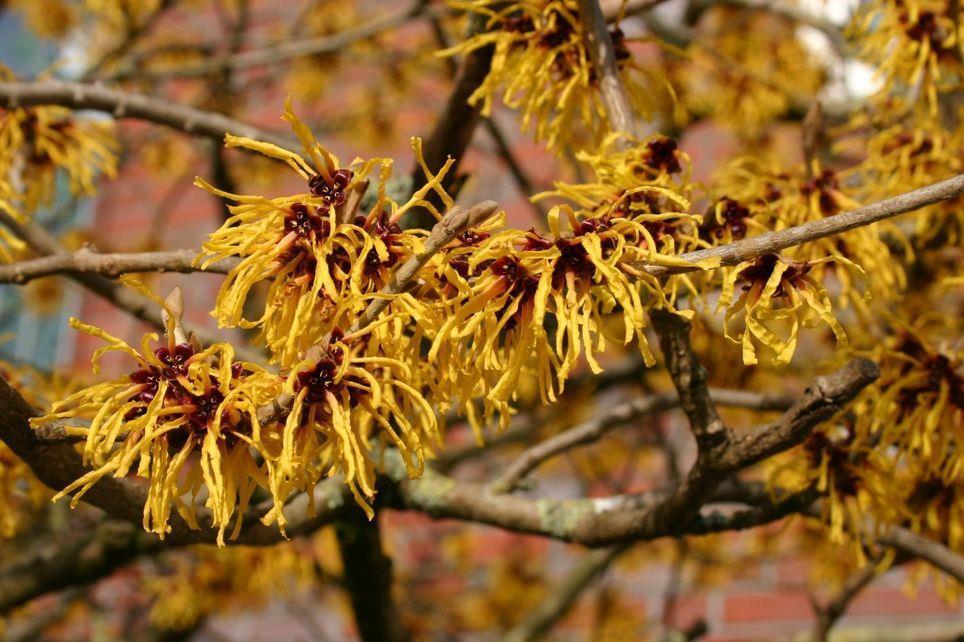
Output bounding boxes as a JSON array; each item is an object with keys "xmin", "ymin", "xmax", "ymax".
[
  {"xmin": 440, "ymin": 0, "xmax": 673, "ymax": 152},
  {"xmin": 31, "ymin": 315, "xmax": 280, "ymax": 544},
  {"xmin": 850, "ymin": 0, "xmax": 964, "ymax": 116},
  {"xmin": 848, "ymin": 112, "xmax": 964, "ymax": 246},
  {"xmin": 676, "ymin": 5, "xmax": 825, "ymax": 138},
  {"xmin": 0, "ymin": 72, "xmax": 118, "ymax": 215},
  {"xmin": 196, "ymin": 99, "xmax": 453, "ymax": 367},
  {"xmin": 700, "ymin": 157, "xmax": 910, "ymax": 363},
  {"xmin": 422, "ymin": 135, "xmax": 706, "ymax": 432}
]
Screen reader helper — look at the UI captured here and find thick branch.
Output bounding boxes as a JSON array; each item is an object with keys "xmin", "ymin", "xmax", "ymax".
[
  {"xmin": 408, "ymin": 12, "xmax": 494, "ymax": 228},
  {"xmin": 721, "ymin": 358, "xmax": 879, "ymax": 470},
  {"xmin": 0, "ymin": 374, "xmax": 348, "ymax": 548},
  {"xmin": 335, "ymin": 508, "xmax": 411, "ymax": 642},
  {"xmin": 651, "ymin": 311, "xmax": 726, "ymax": 448},
  {"xmin": 0, "ymin": 80, "xmax": 298, "ymax": 151},
  {"xmin": 0, "ymin": 521, "xmax": 160, "ymax": 614}
]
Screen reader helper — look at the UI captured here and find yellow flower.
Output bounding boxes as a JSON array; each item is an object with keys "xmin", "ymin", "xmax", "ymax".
[
  {"xmin": 677, "ymin": 5, "xmax": 825, "ymax": 138},
  {"xmin": 855, "ymin": 322, "xmax": 963, "ymax": 480},
  {"xmin": 9, "ymin": 0, "xmax": 78, "ymax": 39},
  {"xmin": 426, "ymin": 137, "xmax": 705, "ymax": 434},
  {"xmin": 31, "ymin": 317, "xmax": 280, "ymax": 544},
  {"xmin": 0, "ymin": 103, "xmax": 115, "ymax": 201},
  {"xmin": 0, "ymin": 73, "xmax": 118, "ymax": 213},
  {"xmin": 440, "ymin": 0, "xmax": 673, "ymax": 152},
  {"xmin": 197, "ymin": 98, "xmax": 454, "ymax": 367},
  {"xmin": 709, "ymin": 157, "xmax": 900, "ymax": 314},
  {"xmin": 852, "ymin": 114, "xmax": 964, "ymax": 246},
  {"xmin": 719, "ymin": 254, "xmax": 849, "ymax": 365},
  {"xmin": 850, "ymin": 0, "xmax": 964, "ymax": 115},
  {"xmin": 265, "ymin": 334, "xmax": 439, "ymax": 524}
]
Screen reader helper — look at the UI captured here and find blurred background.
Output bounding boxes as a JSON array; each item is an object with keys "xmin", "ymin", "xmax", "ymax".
[{"xmin": 1, "ymin": 1, "xmax": 962, "ymax": 641}]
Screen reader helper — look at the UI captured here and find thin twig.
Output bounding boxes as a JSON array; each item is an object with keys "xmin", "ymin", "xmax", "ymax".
[
  {"xmin": 0, "ymin": 209, "xmax": 257, "ymax": 359},
  {"xmin": 490, "ymin": 386, "xmax": 795, "ymax": 493},
  {"xmin": 643, "ymin": 173, "xmax": 964, "ymax": 276},
  {"xmin": 2, "ymin": 174, "xmax": 959, "ymax": 286},
  {"xmin": 112, "ymin": 1, "xmax": 439, "ymax": 81},
  {"xmin": 503, "ymin": 544, "xmax": 630, "ymax": 642},
  {"xmin": 811, "ymin": 558, "xmax": 885, "ymax": 642}
]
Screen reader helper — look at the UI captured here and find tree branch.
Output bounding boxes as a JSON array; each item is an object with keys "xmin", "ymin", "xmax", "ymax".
[
  {"xmin": 877, "ymin": 525, "xmax": 964, "ymax": 585},
  {"xmin": 503, "ymin": 544, "xmax": 629, "ymax": 642},
  {"xmin": 645, "ymin": 173, "xmax": 964, "ymax": 276},
  {"xmin": 0, "ymin": 374, "xmax": 349, "ymax": 549},
  {"xmin": 0, "ymin": 209, "xmax": 258, "ymax": 360},
  {"xmin": 0, "ymin": 80, "xmax": 298, "ymax": 151},
  {"xmin": 0, "ymin": 249, "xmax": 235, "ymax": 284},
  {"xmin": 576, "ymin": 0, "xmax": 637, "ymax": 137},
  {"xmin": 490, "ymin": 386, "xmax": 796, "ymax": 493},
  {"xmin": 113, "ymin": 1, "xmax": 438, "ymax": 81},
  {"xmin": 651, "ymin": 311, "xmax": 727, "ymax": 448},
  {"xmin": 335, "ymin": 508, "xmax": 411, "ymax": 642},
  {"xmin": 0, "ymin": 521, "xmax": 160, "ymax": 614},
  {"xmin": 721, "ymin": 358, "xmax": 879, "ymax": 470},
  {"xmin": 811, "ymin": 559, "xmax": 885, "ymax": 642}
]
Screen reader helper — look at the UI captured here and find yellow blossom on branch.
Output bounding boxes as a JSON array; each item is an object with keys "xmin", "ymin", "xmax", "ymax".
[
  {"xmin": 719, "ymin": 254, "xmax": 850, "ymax": 365},
  {"xmin": 440, "ymin": 0, "xmax": 674, "ymax": 152},
  {"xmin": 850, "ymin": 0, "xmax": 964, "ymax": 115},
  {"xmin": 196, "ymin": 98, "xmax": 454, "ymax": 367},
  {"xmin": 0, "ymin": 71, "xmax": 118, "ymax": 213},
  {"xmin": 30, "ymin": 315, "xmax": 281, "ymax": 545}
]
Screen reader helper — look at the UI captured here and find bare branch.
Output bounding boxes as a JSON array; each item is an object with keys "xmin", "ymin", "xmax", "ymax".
[
  {"xmin": 490, "ymin": 392, "xmax": 678, "ymax": 493},
  {"xmin": 651, "ymin": 311, "xmax": 727, "ymax": 447},
  {"xmin": 0, "ymin": 80, "xmax": 298, "ymax": 150},
  {"xmin": 811, "ymin": 559, "xmax": 885, "ymax": 642},
  {"xmin": 0, "ymin": 249, "xmax": 235, "ymax": 284},
  {"xmin": 0, "ymin": 521, "xmax": 159, "ymax": 614},
  {"xmin": 577, "ymin": 0, "xmax": 638, "ymax": 137},
  {"xmin": 503, "ymin": 544, "xmax": 629, "ymax": 642},
  {"xmin": 722, "ymin": 358, "xmax": 879, "ymax": 470},
  {"xmin": 878, "ymin": 525, "xmax": 964, "ymax": 585},
  {"xmin": 114, "ymin": 1, "xmax": 438, "ymax": 80},
  {"xmin": 491, "ymin": 386, "xmax": 796, "ymax": 493},
  {"xmin": 0, "ymin": 209, "xmax": 258, "ymax": 360},
  {"xmin": 0, "ymin": 374, "xmax": 348, "ymax": 548},
  {"xmin": 409, "ymin": 12, "xmax": 494, "ymax": 228}
]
